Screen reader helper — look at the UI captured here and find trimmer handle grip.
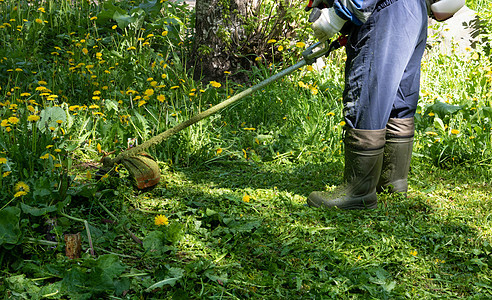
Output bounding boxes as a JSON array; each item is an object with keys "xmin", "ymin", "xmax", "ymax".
[{"xmin": 305, "ymin": 0, "xmax": 329, "ymax": 11}]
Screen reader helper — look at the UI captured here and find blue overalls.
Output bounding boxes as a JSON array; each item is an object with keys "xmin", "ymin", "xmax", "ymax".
[{"xmin": 341, "ymin": 0, "xmax": 428, "ymax": 130}]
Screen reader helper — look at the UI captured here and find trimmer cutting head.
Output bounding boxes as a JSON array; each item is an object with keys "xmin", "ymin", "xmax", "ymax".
[
  {"xmin": 98, "ymin": 153, "xmax": 160, "ymax": 190},
  {"xmin": 120, "ymin": 153, "xmax": 161, "ymax": 190}
]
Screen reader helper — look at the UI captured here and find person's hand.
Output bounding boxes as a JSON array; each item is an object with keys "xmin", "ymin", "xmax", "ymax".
[{"xmin": 311, "ymin": 7, "xmax": 346, "ymax": 42}]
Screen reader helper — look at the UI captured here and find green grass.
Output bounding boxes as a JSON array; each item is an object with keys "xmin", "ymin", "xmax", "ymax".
[
  {"xmin": 28, "ymin": 161, "xmax": 487, "ymax": 299},
  {"xmin": 0, "ymin": 0, "xmax": 491, "ymax": 299}
]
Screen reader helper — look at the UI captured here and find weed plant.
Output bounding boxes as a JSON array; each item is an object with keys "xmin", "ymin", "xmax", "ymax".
[{"xmin": 0, "ymin": 0, "xmax": 491, "ymax": 299}]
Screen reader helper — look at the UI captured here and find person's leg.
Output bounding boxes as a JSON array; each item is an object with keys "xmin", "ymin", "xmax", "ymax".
[
  {"xmin": 343, "ymin": 0, "xmax": 428, "ymax": 130},
  {"xmin": 307, "ymin": 127, "xmax": 385, "ymax": 210},
  {"xmin": 308, "ymin": 0, "xmax": 428, "ymax": 209},
  {"xmin": 377, "ymin": 117, "xmax": 415, "ymax": 194},
  {"xmin": 377, "ymin": 0, "xmax": 428, "ymax": 194}
]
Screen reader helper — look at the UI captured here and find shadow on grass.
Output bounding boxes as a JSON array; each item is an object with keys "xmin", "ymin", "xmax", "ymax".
[{"xmin": 143, "ymin": 160, "xmax": 492, "ymax": 298}]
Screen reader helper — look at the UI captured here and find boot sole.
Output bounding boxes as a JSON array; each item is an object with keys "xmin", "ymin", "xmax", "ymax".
[{"xmin": 306, "ymin": 195, "xmax": 377, "ymax": 210}]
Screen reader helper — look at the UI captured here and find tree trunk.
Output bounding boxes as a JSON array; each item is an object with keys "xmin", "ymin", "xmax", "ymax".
[{"xmin": 192, "ymin": 0, "xmax": 298, "ymax": 82}]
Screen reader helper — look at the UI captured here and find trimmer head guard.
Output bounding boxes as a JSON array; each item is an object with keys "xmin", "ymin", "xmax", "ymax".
[{"xmin": 120, "ymin": 153, "xmax": 161, "ymax": 190}]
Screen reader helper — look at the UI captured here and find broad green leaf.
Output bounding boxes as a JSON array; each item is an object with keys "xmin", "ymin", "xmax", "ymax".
[
  {"xmin": 96, "ymin": 254, "xmax": 126, "ymax": 278},
  {"xmin": 113, "ymin": 10, "xmax": 137, "ymax": 29},
  {"xmin": 138, "ymin": 0, "xmax": 163, "ymax": 17},
  {"xmin": 105, "ymin": 99, "xmax": 119, "ymax": 112},
  {"xmin": 21, "ymin": 203, "xmax": 58, "ymax": 216},
  {"xmin": 0, "ymin": 206, "xmax": 22, "ymax": 246},
  {"xmin": 428, "ymin": 101, "xmax": 462, "ymax": 117},
  {"xmin": 433, "ymin": 117, "xmax": 446, "ymax": 132},
  {"xmin": 145, "ymin": 267, "xmax": 184, "ymax": 291},
  {"xmin": 37, "ymin": 107, "xmax": 67, "ymax": 133},
  {"xmin": 143, "ymin": 230, "xmax": 166, "ymax": 252}
]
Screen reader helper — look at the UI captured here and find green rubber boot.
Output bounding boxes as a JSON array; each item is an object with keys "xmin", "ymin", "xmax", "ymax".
[
  {"xmin": 377, "ymin": 118, "xmax": 414, "ymax": 194},
  {"xmin": 307, "ymin": 128, "xmax": 386, "ymax": 210}
]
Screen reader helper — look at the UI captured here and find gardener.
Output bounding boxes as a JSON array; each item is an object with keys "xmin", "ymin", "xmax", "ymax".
[{"xmin": 305, "ymin": 0, "xmax": 464, "ymax": 209}]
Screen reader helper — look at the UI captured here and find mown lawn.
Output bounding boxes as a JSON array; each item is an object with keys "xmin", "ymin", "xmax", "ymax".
[{"xmin": 93, "ymin": 159, "xmax": 491, "ymax": 298}]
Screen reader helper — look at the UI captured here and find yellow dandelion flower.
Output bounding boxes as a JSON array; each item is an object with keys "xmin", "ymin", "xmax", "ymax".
[
  {"xmin": 0, "ymin": 157, "xmax": 7, "ymax": 164},
  {"xmin": 296, "ymin": 41, "xmax": 305, "ymax": 48},
  {"xmin": 127, "ymin": 46, "xmax": 136, "ymax": 51},
  {"xmin": 450, "ymin": 129, "xmax": 460, "ymax": 135},
  {"xmin": 428, "ymin": 112, "xmax": 435, "ymax": 117},
  {"xmin": 216, "ymin": 148, "xmax": 223, "ymax": 155},
  {"xmin": 154, "ymin": 214, "xmax": 169, "ymax": 226},
  {"xmin": 339, "ymin": 121, "xmax": 346, "ymax": 126},
  {"xmin": 8, "ymin": 116, "xmax": 19, "ymax": 125},
  {"xmin": 3, "ymin": 171, "xmax": 11, "ymax": 177},
  {"xmin": 14, "ymin": 191, "xmax": 27, "ymax": 198},
  {"xmin": 410, "ymin": 250, "xmax": 418, "ymax": 256},
  {"xmin": 35, "ymin": 18, "xmax": 43, "ymax": 24},
  {"xmin": 267, "ymin": 39, "xmax": 277, "ymax": 44},
  {"xmin": 144, "ymin": 89, "xmax": 154, "ymax": 96},
  {"xmin": 157, "ymin": 94, "xmax": 166, "ymax": 102},
  {"xmin": 14, "ymin": 181, "xmax": 30, "ymax": 193},
  {"xmin": 242, "ymin": 194, "xmax": 250, "ymax": 203},
  {"xmin": 278, "ymin": 45, "xmax": 284, "ymax": 51},
  {"xmin": 162, "ymin": 31, "xmax": 168, "ymax": 37},
  {"xmin": 112, "ymin": 25, "xmax": 117, "ymax": 29},
  {"xmin": 27, "ymin": 115, "xmax": 40, "ymax": 122},
  {"xmin": 210, "ymin": 81, "xmax": 221, "ymax": 88}
]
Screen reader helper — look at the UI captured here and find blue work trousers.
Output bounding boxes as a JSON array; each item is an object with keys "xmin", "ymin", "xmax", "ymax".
[{"xmin": 343, "ymin": 0, "xmax": 428, "ymax": 130}]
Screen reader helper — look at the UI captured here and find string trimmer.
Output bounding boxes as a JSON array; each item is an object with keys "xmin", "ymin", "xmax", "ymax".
[{"xmin": 99, "ymin": 37, "xmax": 347, "ymax": 189}]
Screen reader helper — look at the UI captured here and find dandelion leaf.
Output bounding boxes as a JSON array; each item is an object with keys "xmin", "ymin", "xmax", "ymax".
[
  {"xmin": 0, "ymin": 206, "xmax": 22, "ymax": 247},
  {"xmin": 428, "ymin": 101, "xmax": 462, "ymax": 117},
  {"xmin": 21, "ymin": 203, "xmax": 58, "ymax": 217},
  {"xmin": 137, "ymin": 0, "xmax": 163, "ymax": 17}
]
